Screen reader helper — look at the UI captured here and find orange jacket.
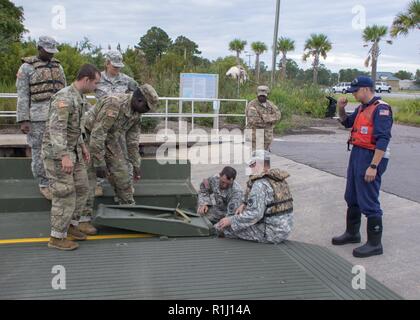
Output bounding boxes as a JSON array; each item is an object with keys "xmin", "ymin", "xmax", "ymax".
[{"xmin": 348, "ymin": 100, "xmax": 390, "ymax": 150}]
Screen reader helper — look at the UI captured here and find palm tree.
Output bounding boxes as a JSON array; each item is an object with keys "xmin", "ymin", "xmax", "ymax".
[
  {"xmin": 277, "ymin": 37, "xmax": 295, "ymax": 80},
  {"xmin": 251, "ymin": 41, "xmax": 267, "ymax": 83},
  {"xmin": 302, "ymin": 34, "xmax": 332, "ymax": 84},
  {"xmin": 363, "ymin": 25, "xmax": 392, "ymax": 82},
  {"xmin": 229, "ymin": 39, "xmax": 247, "ymax": 65},
  {"xmin": 390, "ymin": 0, "xmax": 420, "ymax": 37}
]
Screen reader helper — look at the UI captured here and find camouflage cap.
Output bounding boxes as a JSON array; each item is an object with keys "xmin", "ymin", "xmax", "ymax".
[
  {"xmin": 139, "ymin": 84, "xmax": 159, "ymax": 111},
  {"xmin": 257, "ymin": 85, "xmax": 269, "ymax": 97},
  {"xmin": 37, "ymin": 36, "xmax": 59, "ymax": 54},
  {"xmin": 105, "ymin": 50, "xmax": 124, "ymax": 68},
  {"xmin": 247, "ymin": 149, "xmax": 271, "ymax": 166}
]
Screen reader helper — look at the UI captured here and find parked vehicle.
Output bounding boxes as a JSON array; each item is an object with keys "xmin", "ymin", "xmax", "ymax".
[
  {"xmin": 331, "ymin": 82, "xmax": 351, "ymax": 94},
  {"xmin": 376, "ymin": 81, "xmax": 392, "ymax": 93}
]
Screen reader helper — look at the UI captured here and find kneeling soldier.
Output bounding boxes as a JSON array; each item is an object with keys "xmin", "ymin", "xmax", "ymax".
[{"xmin": 216, "ymin": 150, "xmax": 294, "ymax": 244}]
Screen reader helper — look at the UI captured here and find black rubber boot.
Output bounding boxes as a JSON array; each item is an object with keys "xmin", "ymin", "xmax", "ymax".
[
  {"xmin": 332, "ymin": 207, "xmax": 361, "ymax": 245},
  {"xmin": 353, "ymin": 216, "xmax": 383, "ymax": 258}
]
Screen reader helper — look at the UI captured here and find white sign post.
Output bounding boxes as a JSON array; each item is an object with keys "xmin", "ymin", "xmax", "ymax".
[{"xmin": 180, "ymin": 73, "xmax": 219, "ymax": 130}]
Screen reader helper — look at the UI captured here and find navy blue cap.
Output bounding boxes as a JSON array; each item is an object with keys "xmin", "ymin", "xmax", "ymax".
[{"xmin": 347, "ymin": 76, "xmax": 374, "ymax": 93}]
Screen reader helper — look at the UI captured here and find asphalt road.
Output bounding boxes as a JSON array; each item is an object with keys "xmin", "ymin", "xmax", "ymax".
[{"xmin": 271, "ymin": 123, "xmax": 420, "ymax": 203}]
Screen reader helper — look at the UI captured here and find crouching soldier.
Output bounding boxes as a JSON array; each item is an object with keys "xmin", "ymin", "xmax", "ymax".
[
  {"xmin": 197, "ymin": 166, "xmax": 244, "ymax": 224},
  {"xmin": 83, "ymin": 85, "xmax": 158, "ymax": 216},
  {"xmin": 215, "ymin": 150, "xmax": 294, "ymax": 244}
]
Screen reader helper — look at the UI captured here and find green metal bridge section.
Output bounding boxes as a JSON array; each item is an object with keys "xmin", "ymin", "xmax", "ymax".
[{"xmin": 0, "ymin": 157, "xmax": 402, "ymax": 300}]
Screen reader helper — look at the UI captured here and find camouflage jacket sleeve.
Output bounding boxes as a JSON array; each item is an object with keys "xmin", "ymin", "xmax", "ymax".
[
  {"xmin": 127, "ymin": 76, "xmax": 138, "ymax": 92},
  {"xmin": 226, "ymin": 183, "xmax": 244, "ymax": 215},
  {"xmin": 89, "ymin": 99, "xmax": 119, "ymax": 167},
  {"xmin": 126, "ymin": 122, "xmax": 141, "ymax": 168},
  {"xmin": 230, "ymin": 180, "xmax": 268, "ymax": 232},
  {"xmin": 15, "ymin": 63, "xmax": 31, "ymax": 123},
  {"xmin": 48, "ymin": 95, "xmax": 73, "ymax": 158},
  {"xmin": 261, "ymin": 102, "xmax": 281, "ymax": 125},
  {"xmin": 246, "ymin": 101, "xmax": 265, "ymax": 128},
  {"xmin": 198, "ymin": 176, "xmax": 215, "ymax": 206}
]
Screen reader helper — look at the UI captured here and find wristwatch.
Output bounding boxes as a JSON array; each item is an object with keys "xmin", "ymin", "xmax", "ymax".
[{"xmin": 369, "ymin": 164, "xmax": 377, "ymax": 169}]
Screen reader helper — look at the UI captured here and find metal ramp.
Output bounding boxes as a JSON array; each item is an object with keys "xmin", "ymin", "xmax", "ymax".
[
  {"xmin": 93, "ymin": 204, "xmax": 214, "ymax": 237},
  {"xmin": 0, "ymin": 238, "xmax": 402, "ymax": 300}
]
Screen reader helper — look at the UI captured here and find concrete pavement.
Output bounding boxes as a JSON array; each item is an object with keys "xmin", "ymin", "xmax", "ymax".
[{"xmin": 189, "ymin": 141, "xmax": 420, "ymax": 300}]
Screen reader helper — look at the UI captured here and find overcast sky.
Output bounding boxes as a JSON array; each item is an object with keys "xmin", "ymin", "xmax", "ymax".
[{"xmin": 13, "ymin": 0, "xmax": 420, "ymax": 73}]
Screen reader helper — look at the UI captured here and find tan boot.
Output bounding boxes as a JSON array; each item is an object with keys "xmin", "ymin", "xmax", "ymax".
[
  {"xmin": 68, "ymin": 225, "xmax": 87, "ymax": 241},
  {"xmin": 48, "ymin": 237, "xmax": 79, "ymax": 251},
  {"xmin": 39, "ymin": 187, "xmax": 52, "ymax": 201},
  {"xmin": 95, "ymin": 185, "xmax": 103, "ymax": 197},
  {"xmin": 78, "ymin": 222, "xmax": 98, "ymax": 235}
]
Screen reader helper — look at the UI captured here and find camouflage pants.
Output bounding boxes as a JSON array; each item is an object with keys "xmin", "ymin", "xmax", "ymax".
[
  {"xmin": 250, "ymin": 128, "xmax": 273, "ymax": 151},
  {"xmin": 27, "ymin": 121, "xmax": 48, "ymax": 187},
  {"xmin": 105, "ymin": 138, "xmax": 134, "ymax": 204},
  {"xmin": 221, "ymin": 213, "xmax": 294, "ymax": 244},
  {"xmin": 119, "ymin": 135, "xmax": 133, "ymax": 181},
  {"xmin": 201, "ymin": 207, "xmax": 227, "ymax": 224},
  {"xmin": 83, "ymin": 159, "xmax": 97, "ymax": 221},
  {"xmin": 44, "ymin": 158, "xmax": 89, "ymax": 238}
]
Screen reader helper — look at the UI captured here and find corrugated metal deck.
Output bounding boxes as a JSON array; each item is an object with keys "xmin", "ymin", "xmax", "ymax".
[{"xmin": 0, "ymin": 237, "xmax": 402, "ymax": 300}]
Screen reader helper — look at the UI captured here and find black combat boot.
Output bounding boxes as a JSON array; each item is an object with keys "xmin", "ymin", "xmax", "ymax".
[
  {"xmin": 332, "ymin": 207, "xmax": 361, "ymax": 245},
  {"xmin": 353, "ymin": 216, "xmax": 383, "ymax": 258}
]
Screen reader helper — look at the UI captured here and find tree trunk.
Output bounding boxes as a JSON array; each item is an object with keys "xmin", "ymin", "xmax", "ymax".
[
  {"xmin": 313, "ymin": 54, "xmax": 319, "ymax": 84},
  {"xmin": 255, "ymin": 54, "xmax": 260, "ymax": 84},
  {"xmin": 371, "ymin": 41, "xmax": 379, "ymax": 83},
  {"xmin": 281, "ymin": 53, "xmax": 287, "ymax": 80},
  {"xmin": 236, "ymin": 51, "xmax": 240, "ymax": 65}
]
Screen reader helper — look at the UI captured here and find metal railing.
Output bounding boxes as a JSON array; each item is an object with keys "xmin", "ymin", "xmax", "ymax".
[{"xmin": 0, "ymin": 93, "xmax": 247, "ymax": 134}]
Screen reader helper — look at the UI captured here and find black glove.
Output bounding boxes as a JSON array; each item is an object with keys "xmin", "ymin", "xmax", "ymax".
[
  {"xmin": 133, "ymin": 166, "xmax": 141, "ymax": 181},
  {"xmin": 95, "ymin": 166, "xmax": 109, "ymax": 178}
]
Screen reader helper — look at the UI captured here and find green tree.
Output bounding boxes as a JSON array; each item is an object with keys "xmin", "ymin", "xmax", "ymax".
[
  {"xmin": 338, "ymin": 68, "xmax": 369, "ymax": 82},
  {"xmin": 0, "ymin": 0, "xmax": 26, "ymax": 51},
  {"xmin": 277, "ymin": 37, "xmax": 295, "ymax": 80},
  {"xmin": 302, "ymin": 34, "xmax": 332, "ymax": 84},
  {"xmin": 0, "ymin": 39, "xmax": 36, "ymax": 86},
  {"xmin": 229, "ymin": 39, "xmax": 247, "ymax": 65},
  {"xmin": 55, "ymin": 44, "xmax": 89, "ymax": 83},
  {"xmin": 394, "ymin": 70, "xmax": 413, "ymax": 80},
  {"xmin": 390, "ymin": 0, "xmax": 420, "ymax": 37},
  {"xmin": 170, "ymin": 36, "xmax": 201, "ymax": 59},
  {"xmin": 137, "ymin": 27, "xmax": 172, "ymax": 65},
  {"xmin": 415, "ymin": 69, "xmax": 420, "ymax": 85},
  {"xmin": 250, "ymin": 41, "xmax": 267, "ymax": 84},
  {"xmin": 363, "ymin": 25, "xmax": 391, "ymax": 82},
  {"xmin": 284, "ymin": 59, "xmax": 300, "ymax": 80}
]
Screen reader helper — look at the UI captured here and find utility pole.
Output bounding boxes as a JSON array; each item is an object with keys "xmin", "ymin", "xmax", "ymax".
[{"xmin": 271, "ymin": 0, "xmax": 281, "ymax": 88}]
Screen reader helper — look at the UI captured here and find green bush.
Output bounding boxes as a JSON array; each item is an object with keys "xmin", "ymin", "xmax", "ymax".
[{"xmin": 394, "ymin": 99, "xmax": 420, "ymax": 125}]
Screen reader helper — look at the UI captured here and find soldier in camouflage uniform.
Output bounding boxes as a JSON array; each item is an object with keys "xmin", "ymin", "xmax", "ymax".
[
  {"xmin": 94, "ymin": 50, "xmax": 139, "ymax": 196},
  {"xmin": 42, "ymin": 64, "xmax": 101, "ymax": 251},
  {"xmin": 83, "ymin": 84, "xmax": 158, "ymax": 211},
  {"xmin": 246, "ymin": 86, "xmax": 281, "ymax": 151},
  {"xmin": 197, "ymin": 166, "xmax": 244, "ymax": 224},
  {"xmin": 216, "ymin": 150, "xmax": 294, "ymax": 244},
  {"xmin": 16, "ymin": 36, "xmax": 66, "ymax": 200}
]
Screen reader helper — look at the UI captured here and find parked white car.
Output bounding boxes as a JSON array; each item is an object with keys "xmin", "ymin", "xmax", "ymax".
[
  {"xmin": 331, "ymin": 82, "xmax": 351, "ymax": 94},
  {"xmin": 375, "ymin": 82, "xmax": 392, "ymax": 93}
]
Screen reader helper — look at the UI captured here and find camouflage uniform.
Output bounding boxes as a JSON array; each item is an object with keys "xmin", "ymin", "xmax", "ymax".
[
  {"xmin": 218, "ymin": 168, "xmax": 294, "ymax": 244},
  {"xmin": 41, "ymin": 83, "xmax": 89, "ymax": 239},
  {"xmin": 16, "ymin": 36, "xmax": 66, "ymax": 187},
  {"xmin": 198, "ymin": 175, "xmax": 244, "ymax": 224},
  {"xmin": 84, "ymin": 84, "xmax": 158, "ymax": 209},
  {"xmin": 94, "ymin": 51, "xmax": 139, "ymax": 185},
  {"xmin": 246, "ymin": 86, "xmax": 281, "ymax": 151}
]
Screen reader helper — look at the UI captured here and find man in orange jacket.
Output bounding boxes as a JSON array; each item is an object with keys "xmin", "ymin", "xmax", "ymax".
[{"xmin": 332, "ymin": 76, "xmax": 393, "ymax": 258}]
